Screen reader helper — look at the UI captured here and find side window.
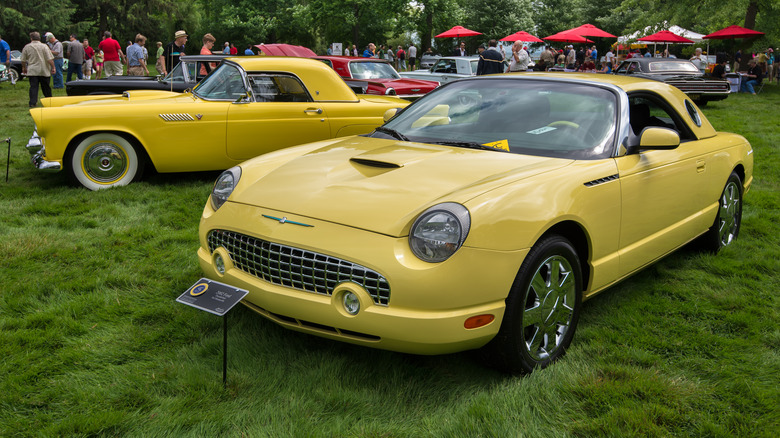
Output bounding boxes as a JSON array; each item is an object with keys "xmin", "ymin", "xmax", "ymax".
[
  {"xmin": 248, "ymin": 74, "xmax": 311, "ymax": 102},
  {"xmin": 628, "ymin": 95, "xmax": 692, "ymax": 140},
  {"xmin": 433, "ymin": 60, "xmax": 456, "ymax": 73}
]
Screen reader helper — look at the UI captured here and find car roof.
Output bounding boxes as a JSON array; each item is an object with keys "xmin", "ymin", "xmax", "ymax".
[
  {"xmin": 180, "ymin": 54, "xmax": 232, "ymax": 61},
  {"xmin": 222, "ymin": 56, "xmax": 359, "ymax": 101}
]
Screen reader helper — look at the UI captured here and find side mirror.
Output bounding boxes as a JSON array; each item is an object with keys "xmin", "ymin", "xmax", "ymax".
[
  {"xmin": 233, "ymin": 92, "xmax": 251, "ymax": 104},
  {"xmin": 383, "ymin": 108, "xmax": 400, "ymax": 123},
  {"xmin": 626, "ymin": 127, "xmax": 680, "ymax": 154}
]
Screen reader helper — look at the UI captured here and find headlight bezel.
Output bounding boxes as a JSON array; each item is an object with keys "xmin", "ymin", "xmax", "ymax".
[
  {"xmin": 210, "ymin": 166, "xmax": 242, "ymax": 211},
  {"xmin": 409, "ymin": 202, "xmax": 471, "ymax": 263}
]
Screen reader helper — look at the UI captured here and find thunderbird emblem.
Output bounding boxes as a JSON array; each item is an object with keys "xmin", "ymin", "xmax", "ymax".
[
  {"xmin": 262, "ymin": 214, "xmax": 314, "ymax": 227},
  {"xmin": 195, "ymin": 114, "xmax": 203, "ymax": 120}
]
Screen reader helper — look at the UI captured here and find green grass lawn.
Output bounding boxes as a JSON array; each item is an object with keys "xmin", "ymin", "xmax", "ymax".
[{"xmin": 0, "ymin": 78, "xmax": 778, "ymax": 437}]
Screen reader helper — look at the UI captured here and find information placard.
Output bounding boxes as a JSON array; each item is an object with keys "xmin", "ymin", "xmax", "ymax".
[{"xmin": 177, "ymin": 278, "xmax": 248, "ymax": 316}]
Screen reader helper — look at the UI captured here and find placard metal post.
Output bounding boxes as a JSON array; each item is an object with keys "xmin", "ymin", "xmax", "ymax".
[
  {"xmin": 4, "ymin": 138, "xmax": 10, "ymax": 183},
  {"xmin": 176, "ymin": 278, "xmax": 248, "ymax": 388}
]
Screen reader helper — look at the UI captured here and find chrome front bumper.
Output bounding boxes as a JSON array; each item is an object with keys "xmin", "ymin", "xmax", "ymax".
[{"xmin": 26, "ymin": 130, "xmax": 61, "ymax": 172}]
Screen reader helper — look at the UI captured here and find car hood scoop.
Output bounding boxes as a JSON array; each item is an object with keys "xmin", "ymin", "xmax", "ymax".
[{"xmin": 231, "ymin": 138, "xmax": 569, "ymax": 236}]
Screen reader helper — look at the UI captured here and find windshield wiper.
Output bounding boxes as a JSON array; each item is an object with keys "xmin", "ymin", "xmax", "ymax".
[
  {"xmin": 429, "ymin": 140, "xmax": 507, "ymax": 152},
  {"xmin": 374, "ymin": 126, "xmax": 409, "ymax": 142}
]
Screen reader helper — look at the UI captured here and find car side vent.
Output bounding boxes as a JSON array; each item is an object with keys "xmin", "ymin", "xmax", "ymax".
[
  {"xmin": 349, "ymin": 158, "xmax": 402, "ymax": 169},
  {"xmin": 584, "ymin": 174, "xmax": 619, "ymax": 187},
  {"xmin": 159, "ymin": 113, "xmax": 195, "ymax": 121}
]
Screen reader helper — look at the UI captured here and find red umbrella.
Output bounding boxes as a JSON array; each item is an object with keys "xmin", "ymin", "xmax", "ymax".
[
  {"xmin": 704, "ymin": 25, "xmax": 764, "ymax": 39},
  {"xmin": 638, "ymin": 30, "xmax": 693, "ymax": 44},
  {"xmin": 500, "ymin": 31, "xmax": 544, "ymax": 43},
  {"xmin": 435, "ymin": 26, "xmax": 482, "ymax": 38},
  {"xmin": 563, "ymin": 23, "xmax": 617, "ymax": 38},
  {"xmin": 543, "ymin": 31, "xmax": 594, "ymax": 44}
]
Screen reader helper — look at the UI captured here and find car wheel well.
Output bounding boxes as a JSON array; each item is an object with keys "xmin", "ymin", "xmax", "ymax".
[
  {"xmin": 539, "ymin": 221, "xmax": 590, "ymax": 291},
  {"xmin": 732, "ymin": 164, "xmax": 745, "ymax": 187},
  {"xmin": 67, "ymin": 131, "xmax": 153, "ymax": 172}
]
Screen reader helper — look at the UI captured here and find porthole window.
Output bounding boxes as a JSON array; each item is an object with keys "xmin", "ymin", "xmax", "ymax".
[{"xmin": 685, "ymin": 100, "xmax": 702, "ymax": 127}]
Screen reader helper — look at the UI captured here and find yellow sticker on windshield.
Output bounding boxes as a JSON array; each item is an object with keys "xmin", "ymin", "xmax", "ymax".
[{"xmin": 482, "ymin": 139, "xmax": 510, "ymax": 151}]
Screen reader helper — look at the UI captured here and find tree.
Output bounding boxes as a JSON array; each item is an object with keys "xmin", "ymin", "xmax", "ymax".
[{"xmin": 0, "ymin": 0, "xmax": 75, "ymax": 48}]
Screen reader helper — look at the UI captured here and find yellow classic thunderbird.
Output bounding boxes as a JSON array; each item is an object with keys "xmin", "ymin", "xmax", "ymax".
[
  {"xmin": 25, "ymin": 57, "xmax": 409, "ymax": 190},
  {"xmin": 197, "ymin": 74, "xmax": 752, "ymax": 373}
]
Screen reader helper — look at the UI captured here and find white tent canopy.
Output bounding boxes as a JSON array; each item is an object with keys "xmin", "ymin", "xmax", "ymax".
[{"xmin": 618, "ymin": 22, "xmax": 704, "ymax": 44}]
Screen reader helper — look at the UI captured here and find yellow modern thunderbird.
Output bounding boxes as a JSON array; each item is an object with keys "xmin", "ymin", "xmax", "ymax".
[
  {"xmin": 25, "ymin": 57, "xmax": 409, "ymax": 190},
  {"xmin": 197, "ymin": 73, "xmax": 752, "ymax": 373}
]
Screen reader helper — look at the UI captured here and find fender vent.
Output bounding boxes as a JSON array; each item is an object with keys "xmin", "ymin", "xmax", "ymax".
[
  {"xmin": 159, "ymin": 113, "xmax": 195, "ymax": 121},
  {"xmin": 584, "ymin": 174, "xmax": 619, "ymax": 187},
  {"xmin": 349, "ymin": 158, "xmax": 401, "ymax": 169}
]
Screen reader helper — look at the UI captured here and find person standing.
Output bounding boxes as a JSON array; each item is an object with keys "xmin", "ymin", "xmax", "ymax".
[
  {"xmin": 154, "ymin": 42, "xmax": 164, "ymax": 75},
  {"xmin": 65, "ymin": 34, "xmax": 84, "ymax": 81},
  {"xmin": 21, "ymin": 31, "xmax": 55, "ymax": 107},
  {"xmin": 230, "ymin": 43, "xmax": 237, "ymax": 55},
  {"xmin": 99, "ymin": 31, "xmax": 125, "ymax": 77},
  {"xmin": 163, "ymin": 30, "xmax": 188, "ymax": 75},
  {"xmin": 396, "ymin": 45, "xmax": 406, "ymax": 70},
  {"xmin": 244, "ymin": 44, "xmax": 254, "ymax": 55},
  {"xmin": 476, "ymin": 39, "xmax": 504, "ymax": 75},
  {"xmin": 690, "ymin": 48, "xmax": 705, "ymax": 73},
  {"xmin": 0, "ymin": 34, "xmax": 10, "ymax": 73},
  {"xmin": 200, "ymin": 34, "xmax": 217, "ymax": 75},
  {"xmin": 734, "ymin": 49, "xmax": 742, "ymax": 72},
  {"xmin": 45, "ymin": 33, "xmax": 64, "ymax": 88},
  {"xmin": 408, "ymin": 43, "xmax": 417, "ymax": 71},
  {"xmin": 222, "ymin": 42, "xmax": 230, "ymax": 54},
  {"xmin": 82, "ymin": 39, "xmax": 94, "ymax": 79},
  {"xmin": 126, "ymin": 34, "xmax": 149, "ymax": 76},
  {"xmin": 453, "ymin": 41, "xmax": 466, "ymax": 56},
  {"xmin": 362, "ymin": 43, "xmax": 375, "ymax": 58}
]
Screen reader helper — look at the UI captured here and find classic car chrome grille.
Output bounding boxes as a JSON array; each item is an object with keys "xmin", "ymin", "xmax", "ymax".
[
  {"xmin": 667, "ymin": 80, "xmax": 730, "ymax": 94},
  {"xmin": 207, "ymin": 230, "xmax": 391, "ymax": 305},
  {"xmin": 159, "ymin": 113, "xmax": 195, "ymax": 121}
]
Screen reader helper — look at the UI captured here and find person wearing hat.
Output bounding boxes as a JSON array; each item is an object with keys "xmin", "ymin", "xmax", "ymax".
[
  {"xmin": 162, "ymin": 30, "xmax": 188, "ymax": 75},
  {"xmin": 98, "ymin": 31, "xmax": 126, "ymax": 77},
  {"xmin": 45, "ymin": 32, "xmax": 64, "ymax": 88}
]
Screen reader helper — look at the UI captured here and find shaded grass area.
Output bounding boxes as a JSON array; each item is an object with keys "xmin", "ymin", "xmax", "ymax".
[{"xmin": 0, "ymin": 79, "xmax": 778, "ymax": 436}]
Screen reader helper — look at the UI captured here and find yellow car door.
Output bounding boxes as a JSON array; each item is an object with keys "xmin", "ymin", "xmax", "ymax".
[
  {"xmin": 226, "ymin": 74, "xmax": 331, "ymax": 161},
  {"xmin": 616, "ymin": 97, "xmax": 716, "ymax": 275}
]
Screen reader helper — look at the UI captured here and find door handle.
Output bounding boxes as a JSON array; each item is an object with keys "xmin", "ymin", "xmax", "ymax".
[
  {"xmin": 304, "ymin": 108, "xmax": 323, "ymax": 114},
  {"xmin": 696, "ymin": 159, "xmax": 706, "ymax": 173}
]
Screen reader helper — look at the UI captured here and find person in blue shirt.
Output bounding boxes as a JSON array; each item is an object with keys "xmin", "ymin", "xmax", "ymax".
[
  {"xmin": 363, "ymin": 43, "xmax": 376, "ymax": 58},
  {"xmin": 244, "ymin": 45, "xmax": 254, "ymax": 55},
  {"xmin": 0, "ymin": 34, "xmax": 10, "ymax": 71}
]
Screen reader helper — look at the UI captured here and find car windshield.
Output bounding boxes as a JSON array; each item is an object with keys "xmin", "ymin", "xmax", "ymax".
[
  {"xmin": 193, "ymin": 63, "xmax": 247, "ymax": 100},
  {"xmin": 648, "ymin": 61, "xmax": 700, "ymax": 73},
  {"xmin": 165, "ymin": 61, "xmax": 187, "ymax": 82},
  {"xmin": 379, "ymin": 78, "xmax": 617, "ymax": 160},
  {"xmin": 349, "ymin": 61, "xmax": 400, "ymax": 80}
]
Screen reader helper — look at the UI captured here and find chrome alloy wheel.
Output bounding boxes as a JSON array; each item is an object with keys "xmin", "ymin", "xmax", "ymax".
[
  {"xmin": 522, "ymin": 255, "xmax": 577, "ymax": 361},
  {"xmin": 717, "ymin": 180, "xmax": 741, "ymax": 247}
]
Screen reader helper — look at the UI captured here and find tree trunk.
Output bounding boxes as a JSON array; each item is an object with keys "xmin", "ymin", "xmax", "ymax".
[{"xmin": 744, "ymin": 1, "xmax": 758, "ymax": 29}]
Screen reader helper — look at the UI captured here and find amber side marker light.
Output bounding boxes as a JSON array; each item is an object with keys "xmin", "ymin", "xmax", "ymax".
[{"xmin": 464, "ymin": 314, "xmax": 495, "ymax": 329}]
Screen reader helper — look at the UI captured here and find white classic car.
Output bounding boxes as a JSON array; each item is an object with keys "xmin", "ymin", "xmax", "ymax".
[{"xmin": 400, "ymin": 56, "xmax": 480, "ymax": 83}]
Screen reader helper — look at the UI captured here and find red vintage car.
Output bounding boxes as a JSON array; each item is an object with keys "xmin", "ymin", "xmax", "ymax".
[{"xmin": 313, "ymin": 56, "xmax": 439, "ymax": 100}]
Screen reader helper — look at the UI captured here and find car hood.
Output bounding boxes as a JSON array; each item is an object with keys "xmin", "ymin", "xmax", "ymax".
[
  {"xmin": 363, "ymin": 78, "xmax": 438, "ymax": 92},
  {"xmin": 40, "ymin": 90, "xmax": 187, "ymax": 108},
  {"xmin": 231, "ymin": 137, "xmax": 571, "ymax": 236}
]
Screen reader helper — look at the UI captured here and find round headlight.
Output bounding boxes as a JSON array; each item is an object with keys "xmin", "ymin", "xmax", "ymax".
[
  {"xmin": 343, "ymin": 291, "xmax": 360, "ymax": 315},
  {"xmin": 384, "ymin": 87, "xmax": 396, "ymax": 95},
  {"xmin": 409, "ymin": 203, "xmax": 470, "ymax": 263},
  {"xmin": 210, "ymin": 166, "xmax": 241, "ymax": 211}
]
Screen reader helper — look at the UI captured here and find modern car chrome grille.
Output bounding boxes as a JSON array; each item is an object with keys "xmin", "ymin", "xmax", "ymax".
[
  {"xmin": 207, "ymin": 230, "xmax": 391, "ymax": 305},
  {"xmin": 584, "ymin": 174, "xmax": 619, "ymax": 187}
]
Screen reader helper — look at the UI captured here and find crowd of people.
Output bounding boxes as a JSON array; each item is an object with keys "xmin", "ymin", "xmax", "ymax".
[{"xmin": 15, "ymin": 26, "xmax": 779, "ymax": 108}]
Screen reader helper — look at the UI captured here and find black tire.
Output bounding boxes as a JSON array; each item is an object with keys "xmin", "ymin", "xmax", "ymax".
[
  {"xmin": 483, "ymin": 235, "xmax": 583, "ymax": 374},
  {"xmin": 699, "ymin": 172, "xmax": 742, "ymax": 253},
  {"xmin": 66, "ymin": 133, "xmax": 144, "ymax": 190}
]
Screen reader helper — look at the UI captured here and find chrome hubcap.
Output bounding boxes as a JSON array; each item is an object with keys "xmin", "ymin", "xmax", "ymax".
[
  {"xmin": 718, "ymin": 181, "xmax": 740, "ymax": 246},
  {"xmin": 523, "ymin": 255, "xmax": 576, "ymax": 361},
  {"xmin": 84, "ymin": 143, "xmax": 127, "ymax": 183}
]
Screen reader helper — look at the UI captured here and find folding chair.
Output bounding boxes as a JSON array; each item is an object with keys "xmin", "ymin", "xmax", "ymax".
[{"xmin": 756, "ymin": 72, "xmax": 768, "ymax": 94}]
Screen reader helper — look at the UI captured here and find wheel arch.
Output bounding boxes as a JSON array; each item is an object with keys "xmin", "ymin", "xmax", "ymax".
[
  {"xmin": 66, "ymin": 130, "xmax": 155, "ymax": 173},
  {"xmin": 537, "ymin": 220, "xmax": 591, "ymax": 292}
]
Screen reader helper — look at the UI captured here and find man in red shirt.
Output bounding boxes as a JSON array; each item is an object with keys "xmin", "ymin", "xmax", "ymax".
[{"xmin": 98, "ymin": 31, "xmax": 126, "ymax": 77}]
